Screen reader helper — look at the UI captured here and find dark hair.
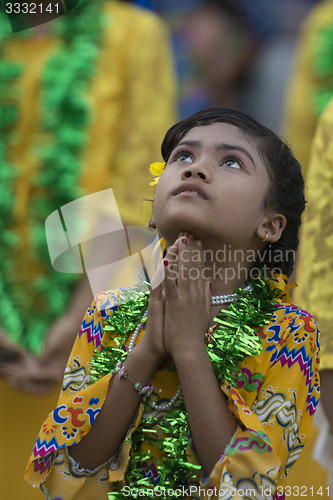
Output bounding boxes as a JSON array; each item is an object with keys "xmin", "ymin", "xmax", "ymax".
[{"xmin": 161, "ymin": 108, "xmax": 305, "ymax": 277}]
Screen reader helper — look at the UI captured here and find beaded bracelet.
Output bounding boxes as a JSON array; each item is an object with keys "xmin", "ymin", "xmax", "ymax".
[{"xmin": 113, "ymin": 363, "xmax": 154, "ymax": 398}]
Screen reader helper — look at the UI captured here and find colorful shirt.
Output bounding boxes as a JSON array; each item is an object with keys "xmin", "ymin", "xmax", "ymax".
[{"xmin": 25, "ymin": 288, "xmax": 320, "ymax": 499}]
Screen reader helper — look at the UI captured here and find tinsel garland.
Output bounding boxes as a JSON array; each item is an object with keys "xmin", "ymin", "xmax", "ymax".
[
  {"xmin": 0, "ymin": 1, "xmax": 107, "ymax": 351},
  {"xmin": 91, "ymin": 277, "xmax": 282, "ymax": 498},
  {"xmin": 0, "ymin": 15, "xmax": 25, "ymax": 336},
  {"xmin": 207, "ymin": 277, "xmax": 283, "ymax": 385}
]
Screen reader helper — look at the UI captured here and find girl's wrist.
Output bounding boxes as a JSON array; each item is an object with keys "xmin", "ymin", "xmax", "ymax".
[
  {"xmin": 172, "ymin": 346, "xmax": 210, "ymax": 370},
  {"xmin": 171, "ymin": 339, "xmax": 207, "ymax": 365},
  {"xmin": 129, "ymin": 338, "xmax": 165, "ymax": 370},
  {"xmin": 165, "ymin": 325, "xmax": 207, "ymax": 358},
  {"xmin": 114, "ymin": 364, "xmax": 155, "ymax": 399}
]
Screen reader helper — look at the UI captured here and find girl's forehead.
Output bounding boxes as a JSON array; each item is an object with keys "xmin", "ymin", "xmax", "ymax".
[
  {"xmin": 184, "ymin": 122, "xmax": 238, "ymax": 135},
  {"xmin": 179, "ymin": 122, "xmax": 257, "ymax": 147}
]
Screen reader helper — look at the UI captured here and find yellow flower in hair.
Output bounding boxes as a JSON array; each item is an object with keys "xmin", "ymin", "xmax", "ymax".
[{"xmin": 149, "ymin": 162, "xmax": 166, "ymax": 186}]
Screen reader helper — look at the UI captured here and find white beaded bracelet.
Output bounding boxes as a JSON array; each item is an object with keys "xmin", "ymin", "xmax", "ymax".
[{"xmin": 114, "ymin": 363, "xmax": 154, "ymax": 398}]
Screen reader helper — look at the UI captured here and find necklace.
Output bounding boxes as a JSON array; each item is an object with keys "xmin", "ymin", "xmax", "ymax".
[
  {"xmin": 126, "ymin": 284, "xmax": 253, "ymax": 411},
  {"xmin": 126, "ymin": 308, "xmax": 181, "ymax": 411},
  {"xmin": 128, "ymin": 284, "xmax": 254, "ymax": 353},
  {"xmin": 92, "ymin": 277, "xmax": 282, "ymax": 499},
  {"xmin": 127, "ymin": 308, "xmax": 182, "ymax": 411},
  {"xmin": 211, "ymin": 284, "xmax": 252, "ymax": 305}
]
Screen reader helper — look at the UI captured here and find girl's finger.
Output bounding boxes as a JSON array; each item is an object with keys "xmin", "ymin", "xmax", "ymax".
[
  {"xmin": 205, "ymin": 280, "xmax": 211, "ymax": 314},
  {"xmin": 178, "ymin": 236, "xmax": 206, "ymax": 293},
  {"xmin": 163, "ymin": 242, "xmax": 178, "ymax": 298},
  {"xmin": 150, "ymin": 259, "xmax": 165, "ymax": 294}
]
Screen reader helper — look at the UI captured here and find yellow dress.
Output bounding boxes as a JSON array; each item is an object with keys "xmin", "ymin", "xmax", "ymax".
[
  {"xmin": 282, "ymin": 3, "xmax": 333, "ymax": 489},
  {"xmin": 293, "ymin": 98, "xmax": 333, "ymax": 371},
  {"xmin": 283, "ymin": 0, "xmax": 333, "ymax": 177},
  {"xmin": 25, "ymin": 285, "xmax": 320, "ymax": 499}
]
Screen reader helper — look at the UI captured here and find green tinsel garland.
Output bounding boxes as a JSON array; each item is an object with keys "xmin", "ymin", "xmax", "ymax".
[
  {"xmin": 0, "ymin": 15, "xmax": 25, "ymax": 336},
  {"xmin": 0, "ymin": 1, "xmax": 108, "ymax": 352},
  {"xmin": 91, "ymin": 277, "xmax": 282, "ymax": 499}
]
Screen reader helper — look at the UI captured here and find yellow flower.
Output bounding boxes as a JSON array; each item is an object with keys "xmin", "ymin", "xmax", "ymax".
[{"xmin": 149, "ymin": 162, "xmax": 165, "ymax": 186}]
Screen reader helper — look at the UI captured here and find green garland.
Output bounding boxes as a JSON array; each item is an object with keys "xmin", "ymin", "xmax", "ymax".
[
  {"xmin": 207, "ymin": 277, "xmax": 282, "ymax": 385},
  {"xmin": 0, "ymin": 1, "xmax": 108, "ymax": 352},
  {"xmin": 0, "ymin": 15, "xmax": 25, "ymax": 337},
  {"xmin": 91, "ymin": 277, "xmax": 282, "ymax": 499}
]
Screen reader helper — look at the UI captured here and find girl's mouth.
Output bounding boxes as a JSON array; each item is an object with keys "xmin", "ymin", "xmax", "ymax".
[
  {"xmin": 173, "ymin": 182, "xmax": 208, "ymax": 199},
  {"xmin": 175, "ymin": 190, "xmax": 205, "ymax": 199}
]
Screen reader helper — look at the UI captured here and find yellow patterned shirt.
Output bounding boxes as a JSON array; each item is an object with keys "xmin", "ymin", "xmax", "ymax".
[{"xmin": 25, "ymin": 287, "xmax": 320, "ymax": 499}]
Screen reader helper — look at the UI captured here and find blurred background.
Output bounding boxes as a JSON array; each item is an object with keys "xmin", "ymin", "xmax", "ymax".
[
  {"xmin": 2, "ymin": 0, "xmax": 333, "ymax": 497},
  {"xmin": 139, "ymin": 0, "xmax": 319, "ymax": 132}
]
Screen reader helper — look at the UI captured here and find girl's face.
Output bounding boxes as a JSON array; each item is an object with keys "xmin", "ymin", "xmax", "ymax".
[{"xmin": 153, "ymin": 122, "xmax": 274, "ymax": 251}]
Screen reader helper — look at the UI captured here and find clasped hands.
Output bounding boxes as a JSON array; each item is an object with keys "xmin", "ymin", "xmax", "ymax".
[{"xmin": 140, "ymin": 231, "xmax": 211, "ymax": 364}]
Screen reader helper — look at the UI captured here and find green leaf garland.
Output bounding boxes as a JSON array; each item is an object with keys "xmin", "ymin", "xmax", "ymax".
[
  {"xmin": 208, "ymin": 277, "xmax": 283, "ymax": 385},
  {"xmin": 0, "ymin": 0, "xmax": 108, "ymax": 352}
]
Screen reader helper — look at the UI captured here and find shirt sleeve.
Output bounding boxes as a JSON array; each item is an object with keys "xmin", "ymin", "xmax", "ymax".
[
  {"xmin": 24, "ymin": 288, "xmax": 144, "ymax": 498},
  {"xmin": 204, "ymin": 305, "xmax": 320, "ymax": 498}
]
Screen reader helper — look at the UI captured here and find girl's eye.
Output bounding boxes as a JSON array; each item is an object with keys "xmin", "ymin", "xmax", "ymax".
[
  {"xmin": 176, "ymin": 153, "xmax": 192, "ymax": 163},
  {"xmin": 223, "ymin": 159, "xmax": 242, "ymax": 169},
  {"xmin": 168, "ymin": 149, "xmax": 193, "ymax": 164}
]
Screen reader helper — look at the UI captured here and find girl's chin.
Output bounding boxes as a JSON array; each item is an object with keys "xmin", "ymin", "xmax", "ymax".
[
  {"xmin": 155, "ymin": 214, "xmax": 216, "ymax": 243},
  {"xmin": 161, "ymin": 228, "xmax": 201, "ymax": 245}
]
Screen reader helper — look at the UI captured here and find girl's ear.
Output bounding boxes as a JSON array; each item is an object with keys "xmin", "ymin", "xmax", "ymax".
[
  {"xmin": 257, "ymin": 213, "xmax": 286, "ymax": 243},
  {"xmin": 147, "ymin": 219, "xmax": 157, "ymax": 231}
]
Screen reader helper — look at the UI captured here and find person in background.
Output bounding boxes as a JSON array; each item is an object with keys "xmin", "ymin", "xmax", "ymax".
[
  {"xmin": 292, "ymin": 98, "xmax": 333, "ymax": 490},
  {"xmin": 282, "ymin": 2, "xmax": 333, "ymax": 492},
  {"xmin": 178, "ymin": 0, "xmax": 259, "ymax": 112},
  {"xmin": 0, "ymin": 0, "xmax": 176, "ymax": 393},
  {"xmin": 283, "ymin": 0, "xmax": 333, "ymax": 175},
  {"xmin": 0, "ymin": 2, "xmax": 176, "ymax": 498},
  {"xmin": 283, "ymin": 0, "xmax": 333, "ymax": 436},
  {"xmin": 142, "ymin": 0, "xmax": 318, "ymax": 131}
]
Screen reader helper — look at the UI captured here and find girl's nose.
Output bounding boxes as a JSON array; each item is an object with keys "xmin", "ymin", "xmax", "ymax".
[{"xmin": 181, "ymin": 163, "xmax": 210, "ymax": 181}]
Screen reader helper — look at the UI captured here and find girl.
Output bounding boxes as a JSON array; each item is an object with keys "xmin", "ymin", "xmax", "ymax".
[{"xmin": 25, "ymin": 109, "xmax": 320, "ymax": 499}]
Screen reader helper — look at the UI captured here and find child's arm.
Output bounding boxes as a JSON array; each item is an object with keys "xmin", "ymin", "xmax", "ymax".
[
  {"xmin": 172, "ymin": 341, "xmax": 238, "ymax": 475},
  {"xmin": 68, "ymin": 280, "xmax": 166, "ymax": 469},
  {"xmin": 163, "ymin": 236, "xmax": 238, "ymax": 476},
  {"xmin": 68, "ymin": 336, "xmax": 163, "ymax": 469},
  {"xmin": 25, "ymin": 280, "xmax": 166, "ymax": 491}
]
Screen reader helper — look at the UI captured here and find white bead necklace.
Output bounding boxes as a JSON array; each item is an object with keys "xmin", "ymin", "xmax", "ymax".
[
  {"xmin": 211, "ymin": 284, "xmax": 252, "ymax": 305},
  {"xmin": 128, "ymin": 285, "xmax": 251, "ymax": 411},
  {"xmin": 128, "ymin": 309, "xmax": 182, "ymax": 410},
  {"xmin": 128, "ymin": 309, "xmax": 148, "ymax": 353}
]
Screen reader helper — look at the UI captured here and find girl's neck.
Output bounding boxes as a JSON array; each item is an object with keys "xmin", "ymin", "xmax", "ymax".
[
  {"xmin": 210, "ymin": 275, "xmax": 247, "ymax": 297},
  {"xmin": 209, "ymin": 276, "xmax": 249, "ymax": 325}
]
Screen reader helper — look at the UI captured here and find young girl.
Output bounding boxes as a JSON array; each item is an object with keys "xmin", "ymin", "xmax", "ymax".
[{"xmin": 25, "ymin": 109, "xmax": 320, "ymax": 499}]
